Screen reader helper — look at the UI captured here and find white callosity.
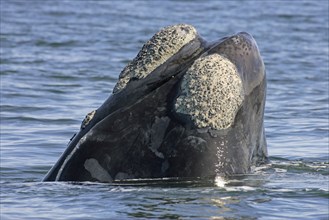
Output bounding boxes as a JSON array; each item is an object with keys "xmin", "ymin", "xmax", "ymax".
[
  {"xmin": 113, "ymin": 24, "xmax": 198, "ymax": 93},
  {"xmin": 175, "ymin": 54, "xmax": 244, "ymax": 130},
  {"xmin": 80, "ymin": 110, "xmax": 96, "ymax": 129}
]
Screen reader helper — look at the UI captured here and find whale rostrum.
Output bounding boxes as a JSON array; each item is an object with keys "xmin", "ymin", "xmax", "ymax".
[{"xmin": 43, "ymin": 24, "xmax": 268, "ymax": 182}]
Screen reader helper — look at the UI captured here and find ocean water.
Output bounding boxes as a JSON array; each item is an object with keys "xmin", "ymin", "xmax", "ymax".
[{"xmin": 0, "ymin": 0, "xmax": 328, "ymax": 219}]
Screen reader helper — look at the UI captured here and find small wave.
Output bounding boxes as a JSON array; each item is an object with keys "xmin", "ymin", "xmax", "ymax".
[
  {"xmin": 269, "ymin": 158, "xmax": 329, "ymax": 175},
  {"xmin": 35, "ymin": 39, "xmax": 78, "ymax": 48}
]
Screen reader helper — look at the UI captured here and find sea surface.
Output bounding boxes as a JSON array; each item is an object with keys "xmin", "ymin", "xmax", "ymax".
[{"xmin": 0, "ymin": 0, "xmax": 328, "ymax": 219}]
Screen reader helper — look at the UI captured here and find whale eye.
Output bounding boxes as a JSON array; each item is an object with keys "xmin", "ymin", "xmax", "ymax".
[
  {"xmin": 174, "ymin": 54, "xmax": 244, "ymax": 130},
  {"xmin": 113, "ymin": 24, "xmax": 198, "ymax": 94}
]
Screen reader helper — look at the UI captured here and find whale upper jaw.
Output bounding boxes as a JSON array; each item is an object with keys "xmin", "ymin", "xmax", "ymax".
[{"xmin": 43, "ymin": 24, "xmax": 267, "ymax": 182}]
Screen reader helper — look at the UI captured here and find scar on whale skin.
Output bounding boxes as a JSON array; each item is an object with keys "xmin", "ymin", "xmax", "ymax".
[{"xmin": 84, "ymin": 158, "xmax": 112, "ymax": 182}]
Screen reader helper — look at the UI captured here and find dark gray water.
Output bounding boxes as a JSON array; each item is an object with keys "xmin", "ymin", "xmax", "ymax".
[{"xmin": 1, "ymin": 0, "xmax": 328, "ymax": 219}]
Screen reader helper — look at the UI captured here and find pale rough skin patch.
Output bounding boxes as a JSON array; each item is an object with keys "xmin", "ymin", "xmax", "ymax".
[
  {"xmin": 175, "ymin": 54, "xmax": 244, "ymax": 130},
  {"xmin": 113, "ymin": 24, "xmax": 198, "ymax": 93},
  {"xmin": 84, "ymin": 158, "xmax": 112, "ymax": 182},
  {"xmin": 81, "ymin": 110, "xmax": 96, "ymax": 129}
]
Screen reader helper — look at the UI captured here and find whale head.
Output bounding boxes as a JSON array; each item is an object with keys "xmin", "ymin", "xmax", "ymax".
[{"xmin": 43, "ymin": 24, "xmax": 267, "ymax": 182}]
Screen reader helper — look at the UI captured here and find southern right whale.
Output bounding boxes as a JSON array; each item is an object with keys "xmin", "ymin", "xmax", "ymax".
[{"xmin": 43, "ymin": 24, "xmax": 268, "ymax": 182}]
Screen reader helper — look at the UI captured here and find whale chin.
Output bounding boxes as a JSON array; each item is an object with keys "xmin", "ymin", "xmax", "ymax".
[{"xmin": 43, "ymin": 24, "xmax": 268, "ymax": 183}]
